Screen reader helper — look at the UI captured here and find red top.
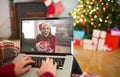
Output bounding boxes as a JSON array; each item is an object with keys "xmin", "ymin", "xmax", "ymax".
[
  {"xmin": 0, "ymin": 63, "xmax": 54, "ymax": 77},
  {"xmin": 35, "ymin": 34, "xmax": 56, "ymax": 53}
]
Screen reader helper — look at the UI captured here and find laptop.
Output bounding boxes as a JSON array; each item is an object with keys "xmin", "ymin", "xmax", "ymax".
[{"xmin": 13, "ymin": 17, "xmax": 74, "ymax": 77}]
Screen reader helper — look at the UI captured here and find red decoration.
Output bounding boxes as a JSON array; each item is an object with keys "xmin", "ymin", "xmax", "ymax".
[
  {"xmin": 47, "ymin": 3, "xmax": 55, "ymax": 17},
  {"xmin": 42, "ymin": 0, "xmax": 55, "ymax": 17},
  {"xmin": 112, "ymin": 8, "xmax": 115, "ymax": 12},
  {"xmin": 105, "ymin": 33, "xmax": 120, "ymax": 51},
  {"xmin": 96, "ymin": 11, "xmax": 100, "ymax": 15},
  {"xmin": 105, "ymin": 5, "xmax": 109, "ymax": 9},
  {"xmin": 81, "ymin": 20, "xmax": 86, "ymax": 26},
  {"xmin": 74, "ymin": 40, "xmax": 81, "ymax": 45}
]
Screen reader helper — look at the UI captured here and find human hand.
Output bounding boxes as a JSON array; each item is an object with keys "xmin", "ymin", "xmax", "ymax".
[
  {"xmin": 13, "ymin": 56, "xmax": 35, "ymax": 76},
  {"xmin": 36, "ymin": 58, "xmax": 57, "ymax": 76},
  {"xmin": 36, "ymin": 41, "xmax": 50, "ymax": 52}
]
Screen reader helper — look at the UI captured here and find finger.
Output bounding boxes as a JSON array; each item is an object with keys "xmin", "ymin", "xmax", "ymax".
[
  {"xmin": 49, "ymin": 58, "xmax": 53, "ymax": 64},
  {"xmin": 24, "ymin": 60, "xmax": 35, "ymax": 65},
  {"xmin": 22, "ymin": 65, "xmax": 32, "ymax": 73},
  {"xmin": 54, "ymin": 62, "xmax": 57, "ymax": 67},
  {"xmin": 41, "ymin": 59, "xmax": 46, "ymax": 65},
  {"xmin": 46, "ymin": 58, "xmax": 50, "ymax": 63},
  {"xmin": 23, "ymin": 56, "xmax": 32, "ymax": 61}
]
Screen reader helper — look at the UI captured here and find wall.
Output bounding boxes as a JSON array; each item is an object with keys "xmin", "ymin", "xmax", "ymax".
[
  {"xmin": 0, "ymin": 0, "xmax": 11, "ymax": 39},
  {"xmin": 0, "ymin": 0, "xmax": 120, "ymax": 39},
  {"xmin": 14, "ymin": 0, "xmax": 78, "ymax": 17},
  {"xmin": 0, "ymin": 0, "xmax": 78, "ymax": 39},
  {"xmin": 61, "ymin": 0, "xmax": 78, "ymax": 17}
]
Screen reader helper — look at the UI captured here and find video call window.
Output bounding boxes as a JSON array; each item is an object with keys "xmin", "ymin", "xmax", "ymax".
[{"xmin": 21, "ymin": 18, "xmax": 73, "ymax": 54}]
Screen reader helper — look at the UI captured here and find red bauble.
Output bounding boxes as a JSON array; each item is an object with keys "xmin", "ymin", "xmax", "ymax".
[
  {"xmin": 112, "ymin": 9, "xmax": 115, "ymax": 12},
  {"xmin": 74, "ymin": 40, "xmax": 81, "ymax": 45},
  {"xmin": 96, "ymin": 11, "xmax": 100, "ymax": 15},
  {"xmin": 105, "ymin": 5, "xmax": 109, "ymax": 9},
  {"xmin": 81, "ymin": 20, "xmax": 86, "ymax": 26}
]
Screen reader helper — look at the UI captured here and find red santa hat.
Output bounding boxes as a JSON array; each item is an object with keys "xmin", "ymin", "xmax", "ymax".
[
  {"xmin": 39, "ymin": 24, "xmax": 42, "ymax": 31},
  {"xmin": 39, "ymin": 22, "xmax": 51, "ymax": 31}
]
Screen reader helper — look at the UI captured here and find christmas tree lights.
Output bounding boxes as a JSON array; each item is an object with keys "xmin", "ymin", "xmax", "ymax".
[{"xmin": 70, "ymin": 0, "xmax": 120, "ymax": 39}]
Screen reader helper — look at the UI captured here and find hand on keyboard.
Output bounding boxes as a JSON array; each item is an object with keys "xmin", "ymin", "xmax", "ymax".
[
  {"xmin": 30, "ymin": 56, "xmax": 65, "ymax": 70},
  {"xmin": 36, "ymin": 58, "xmax": 57, "ymax": 77}
]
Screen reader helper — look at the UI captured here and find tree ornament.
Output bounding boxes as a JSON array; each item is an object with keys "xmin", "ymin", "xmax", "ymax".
[
  {"xmin": 103, "ymin": 7, "xmax": 106, "ymax": 12},
  {"xmin": 96, "ymin": 11, "xmax": 100, "ymax": 15},
  {"xmin": 81, "ymin": 20, "xmax": 86, "ymax": 26},
  {"xmin": 105, "ymin": 5, "xmax": 109, "ymax": 10},
  {"xmin": 112, "ymin": 8, "xmax": 115, "ymax": 12}
]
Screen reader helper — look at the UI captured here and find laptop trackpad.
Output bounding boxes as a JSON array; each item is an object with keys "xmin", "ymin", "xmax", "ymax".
[
  {"xmin": 19, "ymin": 68, "xmax": 37, "ymax": 77},
  {"xmin": 56, "ymin": 70, "xmax": 71, "ymax": 77}
]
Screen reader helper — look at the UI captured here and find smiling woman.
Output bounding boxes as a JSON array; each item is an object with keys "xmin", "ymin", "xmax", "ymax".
[{"xmin": 35, "ymin": 22, "xmax": 56, "ymax": 53}]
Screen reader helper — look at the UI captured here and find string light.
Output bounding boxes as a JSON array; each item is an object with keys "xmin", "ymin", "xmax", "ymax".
[
  {"xmin": 70, "ymin": 0, "xmax": 116, "ymax": 32},
  {"xmin": 94, "ymin": 15, "xmax": 97, "ymax": 18},
  {"xmin": 99, "ymin": 18, "xmax": 103, "ymax": 22}
]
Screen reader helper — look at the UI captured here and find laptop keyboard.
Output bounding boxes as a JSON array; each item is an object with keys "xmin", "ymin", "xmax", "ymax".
[{"xmin": 30, "ymin": 56, "xmax": 65, "ymax": 70}]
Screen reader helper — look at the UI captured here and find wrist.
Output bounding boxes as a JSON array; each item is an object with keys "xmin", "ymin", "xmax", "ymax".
[{"xmin": 40, "ymin": 72, "xmax": 54, "ymax": 77}]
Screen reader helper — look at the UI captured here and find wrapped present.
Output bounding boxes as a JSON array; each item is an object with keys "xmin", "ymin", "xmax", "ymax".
[
  {"xmin": 74, "ymin": 30, "xmax": 85, "ymax": 40},
  {"xmin": 105, "ymin": 33, "xmax": 120, "ymax": 51},
  {"xmin": 74, "ymin": 40, "xmax": 83, "ymax": 46},
  {"xmin": 92, "ymin": 29, "xmax": 106, "ymax": 51},
  {"xmin": 111, "ymin": 26, "xmax": 120, "ymax": 36},
  {"xmin": 36, "ymin": 41, "xmax": 53, "ymax": 52},
  {"xmin": 83, "ymin": 39, "xmax": 95, "ymax": 50},
  {"xmin": 111, "ymin": 30, "xmax": 120, "ymax": 36}
]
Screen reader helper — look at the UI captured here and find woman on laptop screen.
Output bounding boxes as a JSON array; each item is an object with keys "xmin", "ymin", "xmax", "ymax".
[{"xmin": 35, "ymin": 22, "xmax": 56, "ymax": 53}]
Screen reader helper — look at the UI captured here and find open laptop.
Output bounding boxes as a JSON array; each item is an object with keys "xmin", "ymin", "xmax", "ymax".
[{"xmin": 13, "ymin": 17, "xmax": 74, "ymax": 77}]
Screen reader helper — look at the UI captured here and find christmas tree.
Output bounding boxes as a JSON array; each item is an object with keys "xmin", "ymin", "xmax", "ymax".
[{"xmin": 70, "ymin": 0, "xmax": 120, "ymax": 39}]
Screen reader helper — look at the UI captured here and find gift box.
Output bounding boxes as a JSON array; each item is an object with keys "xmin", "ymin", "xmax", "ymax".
[
  {"xmin": 83, "ymin": 39, "xmax": 95, "ymax": 50},
  {"xmin": 74, "ymin": 40, "xmax": 83, "ymax": 46},
  {"xmin": 92, "ymin": 29, "xmax": 106, "ymax": 51},
  {"xmin": 105, "ymin": 33, "xmax": 120, "ymax": 51},
  {"xmin": 111, "ymin": 26, "xmax": 120, "ymax": 36},
  {"xmin": 74, "ymin": 30, "xmax": 85, "ymax": 40},
  {"xmin": 111, "ymin": 30, "xmax": 120, "ymax": 36}
]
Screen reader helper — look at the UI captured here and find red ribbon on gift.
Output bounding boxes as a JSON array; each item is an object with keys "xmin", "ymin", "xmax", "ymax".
[
  {"xmin": 92, "ymin": 30, "xmax": 106, "ymax": 50},
  {"xmin": 83, "ymin": 39, "xmax": 95, "ymax": 50}
]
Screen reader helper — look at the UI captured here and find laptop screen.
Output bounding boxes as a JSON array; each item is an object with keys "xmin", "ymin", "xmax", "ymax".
[{"xmin": 21, "ymin": 17, "xmax": 73, "ymax": 54}]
